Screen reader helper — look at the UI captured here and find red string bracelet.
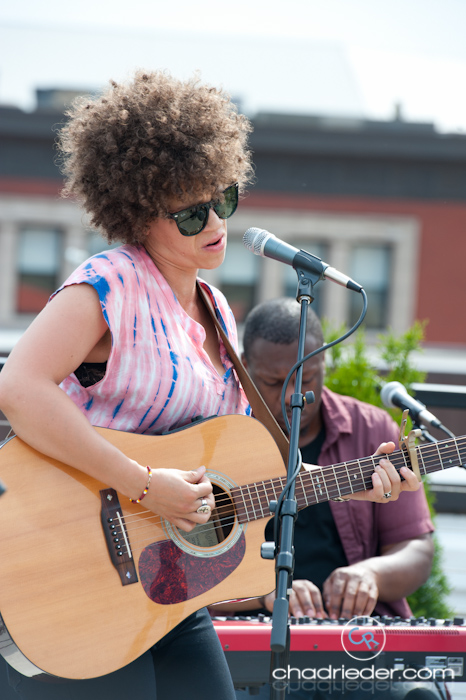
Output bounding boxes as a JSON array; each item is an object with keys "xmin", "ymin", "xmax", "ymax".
[{"xmin": 129, "ymin": 466, "xmax": 152, "ymax": 503}]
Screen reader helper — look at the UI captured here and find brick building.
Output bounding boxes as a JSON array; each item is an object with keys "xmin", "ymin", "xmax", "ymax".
[{"xmin": 1, "ymin": 94, "xmax": 465, "ymax": 358}]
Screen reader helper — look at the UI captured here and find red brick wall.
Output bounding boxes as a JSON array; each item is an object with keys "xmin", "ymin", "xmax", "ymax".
[{"xmin": 242, "ymin": 193, "xmax": 466, "ymax": 345}]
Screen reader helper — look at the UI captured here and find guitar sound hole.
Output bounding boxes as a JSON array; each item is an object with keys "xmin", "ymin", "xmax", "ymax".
[
  {"xmin": 212, "ymin": 484, "xmax": 235, "ymax": 541},
  {"xmin": 180, "ymin": 485, "xmax": 235, "ymax": 547}
]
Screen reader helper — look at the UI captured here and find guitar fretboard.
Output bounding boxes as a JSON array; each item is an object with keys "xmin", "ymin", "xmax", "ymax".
[{"xmin": 231, "ymin": 435, "xmax": 466, "ymax": 524}]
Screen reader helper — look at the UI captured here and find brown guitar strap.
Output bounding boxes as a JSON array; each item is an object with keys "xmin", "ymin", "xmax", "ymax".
[{"xmin": 197, "ymin": 281, "xmax": 289, "ymax": 464}]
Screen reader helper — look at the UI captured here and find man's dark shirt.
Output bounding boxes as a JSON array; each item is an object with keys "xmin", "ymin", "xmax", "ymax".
[{"xmin": 264, "ymin": 425, "xmax": 348, "ymax": 592}]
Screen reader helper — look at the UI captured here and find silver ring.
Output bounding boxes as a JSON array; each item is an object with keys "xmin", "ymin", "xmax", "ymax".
[
  {"xmin": 383, "ymin": 491, "xmax": 392, "ymax": 499},
  {"xmin": 196, "ymin": 498, "xmax": 211, "ymax": 515}
]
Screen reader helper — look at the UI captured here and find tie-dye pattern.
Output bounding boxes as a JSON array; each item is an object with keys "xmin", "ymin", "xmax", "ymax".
[{"xmin": 52, "ymin": 245, "xmax": 250, "ymax": 434}]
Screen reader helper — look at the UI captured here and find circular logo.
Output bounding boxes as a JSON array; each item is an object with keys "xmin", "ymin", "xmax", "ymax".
[{"xmin": 341, "ymin": 617, "xmax": 386, "ymax": 660}]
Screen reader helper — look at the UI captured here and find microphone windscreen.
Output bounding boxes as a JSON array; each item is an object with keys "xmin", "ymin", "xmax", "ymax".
[
  {"xmin": 243, "ymin": 228, "xmax": 269, "ymax": 254},
  {"xmin": 380, "ymin": 381, "xmax": 404, "ymax": 409}
]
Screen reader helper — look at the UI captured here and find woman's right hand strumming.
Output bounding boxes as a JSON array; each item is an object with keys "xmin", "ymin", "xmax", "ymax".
[{"xmin": 138, "ymin": 464, "xmax": 215, "ymax": 531}]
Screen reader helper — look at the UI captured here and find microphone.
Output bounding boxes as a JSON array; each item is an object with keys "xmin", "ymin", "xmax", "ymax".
[
  {"xmin": 380, "ymin": 381, "xmax": 443, "ymax": 429},
  {"xmin": 243, "ymin": 227, "xmax": 363, "ymax": 292}
]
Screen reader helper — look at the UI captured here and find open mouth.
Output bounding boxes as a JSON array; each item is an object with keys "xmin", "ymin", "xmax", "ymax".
[{"xmin": 205, "ymin": 235, "xmax": 224, "ymax": 248}]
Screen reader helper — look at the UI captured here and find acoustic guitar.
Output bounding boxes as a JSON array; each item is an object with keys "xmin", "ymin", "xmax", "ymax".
[{"xmin": 0, "ymin": 414, "xmax": 463, "ymax": 680}]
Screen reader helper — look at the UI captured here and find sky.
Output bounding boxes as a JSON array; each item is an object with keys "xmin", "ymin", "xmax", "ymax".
[{"xmin": 0, "ymin": 0, "xmax": 465, "ymax": 133}]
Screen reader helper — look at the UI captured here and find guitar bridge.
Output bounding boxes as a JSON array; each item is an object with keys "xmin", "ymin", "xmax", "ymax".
[{"xmin": 100, "ymin": 488, "xmax": 138, "ymax": 586}]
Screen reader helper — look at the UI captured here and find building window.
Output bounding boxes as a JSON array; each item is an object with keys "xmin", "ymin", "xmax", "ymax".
[
  {"xmin": 64, "ymin": 231, "xmax": 119, "ymax": 272},
  {"xmin": 284, "ymin": 241, "xmax": 328, "ymax": 317},
  {"xmin": 16, "ymin": 227, "xmax": 61, "ymax": 313},
  {"xmin": 348, "ymin": 244, "xmax": 392, "ymax": 329},
  {"xmin": 216, "ymin": 240, "xmax": 258, "ymax": 322}
]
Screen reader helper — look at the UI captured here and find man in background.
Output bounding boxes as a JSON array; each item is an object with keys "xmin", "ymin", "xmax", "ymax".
[{"xmin": 212, "ymin": 297, "xmax": 437, "ymax": 699}]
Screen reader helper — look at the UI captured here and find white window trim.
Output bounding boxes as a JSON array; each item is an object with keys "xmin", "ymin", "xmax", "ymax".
[{"xmin": 228, "ymin": 208, "xmax": 420, "ymax": 335}]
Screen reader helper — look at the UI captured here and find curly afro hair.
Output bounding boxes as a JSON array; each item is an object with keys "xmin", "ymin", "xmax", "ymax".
[{"xmin": 57, "ymin": 70, "xmax": 254, "ymax": 244}]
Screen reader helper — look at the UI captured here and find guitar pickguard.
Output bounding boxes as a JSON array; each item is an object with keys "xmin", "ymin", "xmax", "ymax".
[{"xmin": 138, "ymin": 533, "xmax": 246, "ymax": 604}]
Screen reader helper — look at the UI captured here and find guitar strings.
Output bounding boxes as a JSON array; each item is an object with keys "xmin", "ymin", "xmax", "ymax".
[
  {"xmin": 129, "ymin": 438, "xmax": 459, "ymax": 532},
  {"xmin": 123, "ymin": 440, "xmax": 463, "ymax": 527},
  {"xmin": 122, "ymin": 438, "xmax": 463, "ymax": 531},
  {"xmin": 119, "ymin": 435, "xmax": 465, "ymax": 536},
  {"xmin": 113, "ymin": 438, "xmax": 466, "ymax": 548},
  {"xmin": 117, "ymin": 439, "xmax": 466, "ymax": 555}
]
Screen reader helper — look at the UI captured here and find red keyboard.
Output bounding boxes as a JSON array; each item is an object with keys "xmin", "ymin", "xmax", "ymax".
[{"xmin": 213, "ymin": 616, "xmax": 466, "ymax": 690}]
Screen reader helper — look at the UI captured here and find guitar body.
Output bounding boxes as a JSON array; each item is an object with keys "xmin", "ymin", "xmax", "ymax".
[{"xmin": 0, "ymin": 415, "xmax": 284, "ymax": 680}]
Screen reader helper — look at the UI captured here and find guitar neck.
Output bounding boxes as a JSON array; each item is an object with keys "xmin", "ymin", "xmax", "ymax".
[{"xmin": 232, "ymin": 434, "xmax": 466, "ymax": 524}]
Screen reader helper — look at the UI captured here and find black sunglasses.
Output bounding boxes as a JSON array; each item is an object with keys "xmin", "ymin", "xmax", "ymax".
[{"xmin": 168, "ymin": 183, "xmax": 239, "ymax": 236}]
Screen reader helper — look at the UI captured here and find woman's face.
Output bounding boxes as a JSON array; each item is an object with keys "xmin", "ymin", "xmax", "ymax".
[{"xmin": 144, "ymin": 190, "xmax": 228, "ymax": 276}]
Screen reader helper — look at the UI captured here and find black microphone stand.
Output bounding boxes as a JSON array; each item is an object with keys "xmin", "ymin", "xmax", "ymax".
[
  {"xmin": 413, "ymin": 423, "xmax": 440, "ymax": 444},
  {"xmin": 269, "ymin": 264, "xmax": 323, "ymax": 700},
  {"xmin": 263, "ymin": 253, "xmax": 367, "ymax": 699}
]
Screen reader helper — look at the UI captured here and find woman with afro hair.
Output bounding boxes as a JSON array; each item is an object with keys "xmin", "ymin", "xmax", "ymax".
[{"xmin": 0, "ymin": 70, "xmax": 420, "ymax": 700}]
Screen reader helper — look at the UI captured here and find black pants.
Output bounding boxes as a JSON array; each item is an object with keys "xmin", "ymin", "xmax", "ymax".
[{"xmin": 1, "ymin": 609, "xmax": 235, "ymax": 700}]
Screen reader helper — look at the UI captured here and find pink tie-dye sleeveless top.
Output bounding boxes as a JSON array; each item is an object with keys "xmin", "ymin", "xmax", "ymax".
[{"xmin": 54, "ymin": 244, "xmax": 250, "ymax": 434}]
